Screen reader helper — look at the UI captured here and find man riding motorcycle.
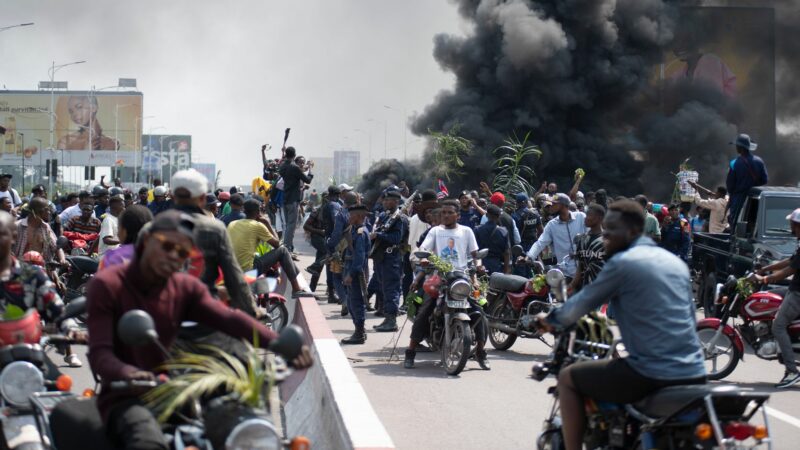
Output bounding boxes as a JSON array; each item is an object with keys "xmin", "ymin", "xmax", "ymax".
[
  {"xmin": 751, "ymin": 207, "xmax": 800, "ymax": 388},
  {"xmin": 86, "ymin": 211, "xmax": 313, "ymax": 450},
  {"xmin": 404, "ymin": 199, "xmax": 490, "ymax": 370},
  {"xmin": 0, "ymin": 211, "xmax": 83, "ymax": 371},
  {"xmin": 536, "ymin": 200, "xmax": 706, "ymax": 450}
]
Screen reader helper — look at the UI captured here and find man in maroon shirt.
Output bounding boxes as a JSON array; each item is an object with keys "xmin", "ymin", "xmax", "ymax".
[{"xmin": 87, "ymin": 211, "xmax": 311, "ymax": 449}]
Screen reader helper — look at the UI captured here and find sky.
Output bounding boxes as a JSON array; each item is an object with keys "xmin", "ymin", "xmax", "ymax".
[{"xmin": 0, "ymin": 0, "xmax": 462, "ymax": 186}]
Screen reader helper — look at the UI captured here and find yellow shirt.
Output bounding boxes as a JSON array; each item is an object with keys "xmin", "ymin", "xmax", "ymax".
[{"xmin": 227, "ymin": 218, "xmax": 275, "ymax": 271}]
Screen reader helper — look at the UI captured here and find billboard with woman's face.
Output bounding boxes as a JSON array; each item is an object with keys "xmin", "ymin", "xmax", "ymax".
[{"xmin": 0, "ymin": 91, "xmax": 143, "ymax": 166}]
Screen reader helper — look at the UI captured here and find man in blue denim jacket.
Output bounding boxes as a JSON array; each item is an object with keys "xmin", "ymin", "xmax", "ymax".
[{"xmin": 540, "ymin": 200, "xmax": 706, "ymax": 450}]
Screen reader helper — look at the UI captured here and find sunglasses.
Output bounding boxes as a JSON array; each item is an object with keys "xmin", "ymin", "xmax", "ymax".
[{"xmin": 150, "ymin": 233, "xmax": 192, "ymax": 258}]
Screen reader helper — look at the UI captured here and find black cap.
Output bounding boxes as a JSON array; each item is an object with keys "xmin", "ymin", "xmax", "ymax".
[
  {"xmin": 138, "ymin": 186, "xmax": 149, "ymax": 194},
  {"xmin": 0, "ymin": 173, "xmax": 11, "ymax": 180},
  {"xmin": 328, "ymin": 185, "xmax": 342, "ymax": 195},
  {"xmin": 348, "ymin": 204, "xmax": 369, "ymax": 212},
  {"xmin": 205, "ymin": 193, "xmax": 220, "ymax": 207},
  {"xmin": 385, "ymin": 190, "xmax": 401, "ymax": 199},
  {"xmin": 459, "ymin": 190, "xmax": 470, "ymax": 199},
  {"xmin": 149, "ymin": 210, "xmax": 196, "ymax": 242}
]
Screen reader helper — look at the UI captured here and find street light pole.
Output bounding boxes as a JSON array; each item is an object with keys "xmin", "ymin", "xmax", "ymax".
[
  {"xmin": 48, "ymin": 60, "xmax": 85, "ymax": 191},
  {"xmin": 0, "ymin": 22, "xmax": 34, "ymax": 32},
  {"xmin": 18, "ymin": 132, "xmax": 25, "ymax": 194}
]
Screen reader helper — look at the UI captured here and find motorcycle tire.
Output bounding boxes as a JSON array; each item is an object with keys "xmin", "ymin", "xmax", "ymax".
[
  {"xmin": 536, "ymin": 428, "xmax": 564, "ymax": 450},
  {"xmin": 488, "ymin": 298, "xmax": 518, "ymax": 351},
  {"xmin": 696, "ymin": 324, "xmax": 740, "ymax": 380},
  {"xmin": 444, "ymin": 320, "xmax": 472, "ymax": 376},
  {"xmin": 265, "ymin": 300, "xmax": 289, "ymax": 332}
]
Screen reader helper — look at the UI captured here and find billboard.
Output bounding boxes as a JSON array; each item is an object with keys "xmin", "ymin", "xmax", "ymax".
[
  {"xmin": 0, "ymin": 90, "xmax": 143, "ymax": 167},
  {"xmin": 191, "ymin": 163, "xmax": 216, "ymax": 185},
  {"xmin": 141, "ymin": 134, "xmax": 192, "ymax": 182}
]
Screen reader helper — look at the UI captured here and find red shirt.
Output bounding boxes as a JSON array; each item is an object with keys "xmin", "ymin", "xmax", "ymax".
[{"xmin": 87, "ymin": 259, "xmax": 277, "ymax": 420}]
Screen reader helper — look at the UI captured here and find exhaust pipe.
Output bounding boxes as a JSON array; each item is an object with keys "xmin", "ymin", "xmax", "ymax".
[{"xmin": 489, "ymin": 321, "xmax": 518, "ymax": 335}]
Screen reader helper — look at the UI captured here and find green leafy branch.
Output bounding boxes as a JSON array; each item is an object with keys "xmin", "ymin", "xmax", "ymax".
[
  {"xmin": 492, "ymin": 131, "xmax": 541, "ymax": 196},
  {"xmin": 428, "ymin": 124, "xmax": 473, "ymax": 182},
  {"xmin": 428, "ymin": 254, "xmax": 454, "ymax": 273}
]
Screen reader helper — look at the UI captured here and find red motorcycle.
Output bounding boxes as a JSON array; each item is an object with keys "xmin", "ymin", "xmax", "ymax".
[
  {"xmin": 486, "ymin": 262, "xmax": 565, "ymax": 351},
  {"xmin": 697, "ymin": 274, "xmax": 799, "ymax": 380}
]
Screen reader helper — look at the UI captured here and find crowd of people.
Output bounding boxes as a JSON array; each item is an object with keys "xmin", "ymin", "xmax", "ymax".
[{"xmin": 0, "ymin": 131, "xmax": 793, "ymax": 450}]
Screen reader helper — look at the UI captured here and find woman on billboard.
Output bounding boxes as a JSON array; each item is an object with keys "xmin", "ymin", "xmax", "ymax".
[{"xmin": 57, "ymin": 95, "xmax": 119, "ymax": 150}]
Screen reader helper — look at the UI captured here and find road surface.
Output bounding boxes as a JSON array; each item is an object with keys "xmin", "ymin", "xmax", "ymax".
[{"xmin": 293, "ymin": 240, "xmax": 800, "ymax": 449}]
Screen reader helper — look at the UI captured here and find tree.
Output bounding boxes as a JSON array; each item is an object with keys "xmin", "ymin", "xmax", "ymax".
[
  {"xmin": 492, "ymin": 131, "xmax": 541, "ymax": 196},
  {"xmin": 428, "ymin": 124, "xmax": 473, "ymax": 182}
]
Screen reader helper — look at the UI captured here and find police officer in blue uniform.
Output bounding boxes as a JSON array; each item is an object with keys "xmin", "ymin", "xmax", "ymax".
[
  {"xmin": 341, "ymin": 204, "xmax": 371, "ymax": 344},
  {"xmin": 322, "ymin": 185, "xmax": 343, "ymax": 303},
  {"xmin": 512, "ymin": 193, "xmax": 543, "ymax": 277},
  {"xmin": 370, "ymin": 190, "xmax": 408, "ymax": 332},
  {"xmin": 475, "ymin": 205, "xmax": 510, "ymax": 274},
  {"xmin": 328, "ymin": 192, "xmax": 360, "ymax": 316}
]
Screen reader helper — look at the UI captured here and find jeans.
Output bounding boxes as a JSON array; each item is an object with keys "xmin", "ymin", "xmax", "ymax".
[
  {"xmin": 309, "ymin": 234, "xmax": 327, "ymax": 291},
  {"xmin": 410, "ymin": 295, "xmax": 486, "ymax": 344},
  {"xmin": 282, "ymin": 201, "xmax": 299, "ymax": 251},
  {"xmin": 773, "ymin": 290, "xmax": 800, "ymax": 372},
  {"xmin": 347, "ymin": 272, "xmax": 367, "ymax": 327},
  {"xmin": 254, "ymin": 246, "xmax": 298, "ymax": 280},
  {"xmin": 108, "ymin": 400, "xmax": 168, "ymax": 450}
]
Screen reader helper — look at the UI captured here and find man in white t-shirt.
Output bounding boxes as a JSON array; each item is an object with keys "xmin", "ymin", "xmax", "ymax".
[
  {"xmin": 98, "ymin": 195, "xmax": 125, "ymax": 256},
  {"xmin": 0, "ymin": 174, "xmax": 21, "ymax": 207},
  {"xmin": 404, "ymin": 199, "xmax": 490, "ymax": 370}
]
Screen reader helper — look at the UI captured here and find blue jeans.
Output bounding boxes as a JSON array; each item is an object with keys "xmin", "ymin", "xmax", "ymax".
[{"xmin": 773, "ymin": 290, "xmax": 800, "ymax": 373}]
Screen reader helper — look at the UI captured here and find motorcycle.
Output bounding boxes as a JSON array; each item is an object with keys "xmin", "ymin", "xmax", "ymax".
[
  {"xmin": 40, "ymin": 310, "xmax": 310, "ymax": 450},
  {"xmin": 697, "ymin": 274, "xmax": 797, "ymax": 380},
  {"xmin": 534, "ymin": 277, "xmax": 774, "ymax": 450},
  {"xmin": 486, "ymin": 245, "xmax": 563, "ymax": 351},
  {"xmin": 0, "ymin": 298, "xmax": 87, "ymax": 450},
  {"xmin": 247, "ymin": 269, "xmax": 290, "ymax": 332},
  {"xmin": 414, "ymin": 249, "xmax": 489, "ymax": 376},
  {"xmin": 54, "ymin": 237, "xmax": 98, "ymax": 303}
]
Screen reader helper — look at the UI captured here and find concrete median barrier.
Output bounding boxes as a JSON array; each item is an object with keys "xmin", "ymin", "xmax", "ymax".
[{"xmin": 280, "ymin": 291, "xmax": 395, "ymax": 450}]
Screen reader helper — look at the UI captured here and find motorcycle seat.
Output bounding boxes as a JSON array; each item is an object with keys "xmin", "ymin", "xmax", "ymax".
[
  {"xmin": 489, "ymin": 273, "xmax": 529, "ymax": 292},
  {"xmin": 50, "ymin": 397, "xmax": 114, "ymax": 450},
  {"xmin": 768, "ymin": 286, "xmax": 788, "ymax": 297},
  {"xmin": 67, "ymin": 255, "xmax": 99, "ymax": 274},
  {"xmin": 633, "ymin": 384, "xmax": 740, "ymax": 418}
]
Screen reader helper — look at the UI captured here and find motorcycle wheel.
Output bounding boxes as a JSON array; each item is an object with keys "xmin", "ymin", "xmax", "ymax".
[
  {"xmin": 264, "ymin": 300, "xmax": 289, "ymax": 332},
  {"xmin": 444, "ymin": 320, "xmax": 472, "ymax": 376},
  {"xmin": 488, "ymin": 298, "xmax": 518, "ymax": 351},
  {"xmin": 536, "ymin": 429, "xmax": 564, "ymax": 450},
  {"xmin": 697, "ymin": 324, "xmax": 740, "ymax": 380}
]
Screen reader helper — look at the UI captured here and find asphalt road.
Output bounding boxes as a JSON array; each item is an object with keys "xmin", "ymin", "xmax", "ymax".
[{"xmin": 292, "ymin": 240, "xmax": 800, "ymax": 450}]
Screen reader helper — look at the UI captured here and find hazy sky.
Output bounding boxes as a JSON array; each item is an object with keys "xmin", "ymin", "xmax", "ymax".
[{"xmin": 1, "ymin": 0, "xmax": 462, "ymax": 185}]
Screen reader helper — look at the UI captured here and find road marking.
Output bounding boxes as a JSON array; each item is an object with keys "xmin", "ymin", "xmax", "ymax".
[{"xmin": 766, "ymin": 406, "xmax": 800, "ymax": 429}]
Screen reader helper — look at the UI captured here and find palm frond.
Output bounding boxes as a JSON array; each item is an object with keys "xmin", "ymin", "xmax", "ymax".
[
  {"xmin": 428, "ymin": 124, "xmax": 474, "ymax": 181},
  {"xmin": 491, "ymin": 131, "xmax": 542, "ymax": 196},
  {"xmin": 144, "ymin": 343, "xmax": 272, "ymax": 424}
]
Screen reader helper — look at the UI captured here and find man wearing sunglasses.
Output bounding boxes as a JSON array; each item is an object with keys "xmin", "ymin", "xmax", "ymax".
[{"xmin": 87, "ymin": 210, "xmax": 313, "ymax": 450}]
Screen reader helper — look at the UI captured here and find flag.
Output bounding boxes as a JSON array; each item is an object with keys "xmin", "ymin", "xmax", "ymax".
[{"xmin": 437, "ymin": 179, "xmax": 449, "ymax": 199}]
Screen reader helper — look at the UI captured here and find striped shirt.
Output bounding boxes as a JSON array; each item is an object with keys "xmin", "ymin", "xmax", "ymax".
[{"xmin": 65, "ymin": 216, "xmax": 102, "ymax": 235}]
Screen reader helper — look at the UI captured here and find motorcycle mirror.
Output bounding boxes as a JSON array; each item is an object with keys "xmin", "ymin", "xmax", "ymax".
[
  {"xmin": 414, "ymin": 251, "xmax": 431, "ymax": 260},
  {"xmin": 474, "ymin": 248, "xmax": 489, "ymax": 260},
  {"xmin": 62, "ymin": 297, "xmax": 87, "ymax": 321},
  {"xmin": 56, "ymin": 236, "xmax": 70, "ymax": 250},
  {"xmin": 117, "ymin": 309, "xmax": 159, "ymax": 347},
  {"xmin": 545, "ymin": 269, "xmax": 565, "ymax": 287},
  {"xmin": 269, "ymin": 324, "xmax": 305, "ymax": 362},
  {"xmin": 511, "ymin": 245, "xmax": 524, "ymax": 258}
]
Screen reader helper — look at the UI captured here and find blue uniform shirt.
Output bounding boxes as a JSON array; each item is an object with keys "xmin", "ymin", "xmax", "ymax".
[
  {"xmin": 327, "ymin": 207, "xmax": 350, "ymax": 253},
  {"xmin": 458, "ymin": 207, "xmax": 480, "ymax": 229},
  {"xmin": 661, "ymin": 217, "xmax": 691, "ymax": 261},
  {"xmin": 344, "ymin": 226, "xmax": 369, "ymax": 277},
  {"xmin": 551, "ymin": 237, "xmax": 706, "ymax": 381},
  {"xmin": 375, "ymin": 210, "xmax": 406, "ymax": 248},
  {"xmin": 475, "ymin": 221, "xmax": 509, "ymax": 273}
]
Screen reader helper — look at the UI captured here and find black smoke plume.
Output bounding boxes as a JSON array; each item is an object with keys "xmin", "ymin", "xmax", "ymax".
[
  {"xmin": 356, "ymin": 159, "xmax": 422, "ymax": 207},
  {"xmin": 408, "ymin": 0, "xmax": 797, "ymax": 199}
]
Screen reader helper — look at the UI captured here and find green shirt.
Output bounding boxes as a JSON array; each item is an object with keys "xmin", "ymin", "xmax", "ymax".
[{"xmin": 644, "ymin": 213, "xmax": 661, "ymax": 239}]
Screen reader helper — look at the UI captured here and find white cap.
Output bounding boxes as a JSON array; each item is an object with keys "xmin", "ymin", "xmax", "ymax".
[
  {"xmin": 153, "ymin": 186, "xmax": 168, "ymax": 196},
  {"xmin": 171, "ymin": 169, "xmax": 208, "ymax": 198},
  {"xmin": 338, "ymin": 183, "xmax": 354, "ymax": 192},
  {"xmin": 787, "ymin": 208, "xmax": 800, "ymax": 224}
]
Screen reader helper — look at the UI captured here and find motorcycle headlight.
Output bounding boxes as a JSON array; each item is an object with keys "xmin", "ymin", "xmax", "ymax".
[
  {"xmin": 225, "ymin": 418, "xmax": 280, "ymax": 450},
  {"xmin": 449, "ymin": 279, "xmax": 471, "ymax": 301},
  {"xmin": 0, "ymin": 361, "xmax": 45, "ymax": 407}
]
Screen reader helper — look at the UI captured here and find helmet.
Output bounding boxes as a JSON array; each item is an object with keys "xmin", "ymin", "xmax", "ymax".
[
  {"xmin": 0, "ymin": 309, "xmax": 42, "ymax": 346},
  {"xmin": 22, "ymin": 251, "xmax": 44, "ymax": 267},
  {"xmin": 423, "ymin": 273, "xmax": 442, "ymax": 299},
  {"xmin": 92, "ymin": 186, "xmax": 109, "ymax": 197},
  {"xmin": 109, "ymin": 187, "xmax": 123, "ymax": 197}
]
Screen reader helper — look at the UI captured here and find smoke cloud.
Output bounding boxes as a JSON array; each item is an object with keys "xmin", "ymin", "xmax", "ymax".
[
  {"xmin": 407, "ymin": 0, "xmax": 797, "ymax": 199},
  {"xmin": 356, "ymin": 159, "xmax": 422, "ymax": 206}
]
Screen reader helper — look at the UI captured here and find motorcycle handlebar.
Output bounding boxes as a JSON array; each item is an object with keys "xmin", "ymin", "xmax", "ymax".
[{"xmin": 109, "ymin": 379, "xmax": 161, "ymax": 390}]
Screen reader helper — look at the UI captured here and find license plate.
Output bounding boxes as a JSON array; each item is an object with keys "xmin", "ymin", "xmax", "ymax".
[{"xmin": 446, "ymin": 300, "xmax": 469, "ymax": 309}]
